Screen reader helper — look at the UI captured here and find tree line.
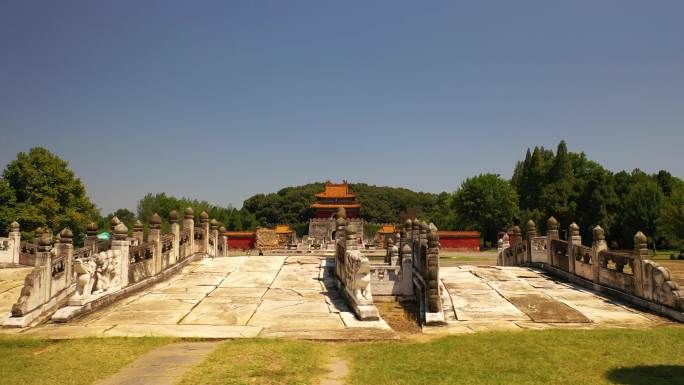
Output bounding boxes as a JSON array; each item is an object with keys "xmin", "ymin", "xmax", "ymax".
[{"xmin": 0, "ymin": 146, "xmax": 682, "ymax": 251}]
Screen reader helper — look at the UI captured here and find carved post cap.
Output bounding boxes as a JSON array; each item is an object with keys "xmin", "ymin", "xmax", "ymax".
[
  {"xmin": 404, "ymin": 219, "xmax": 412, "ymax": 229},
  {"xmin": 114, "ymin": 223, "xmax": 128, "ymax": 240},
  {"xmin": 38, "ymin": 232, "xmax": 53, "ymax": 252},
  {"xmin": 526, "ymin": 220, "xmax": 537, "ymax": 237},
  {"xmin": 150, "ymin": 213, "xmax": 162, "ymax": 229},
  {"xmin": 133, "ymin": 220, "xmax": 143, "ymax": 231},
  {"xmin": 86, "ymin": 222, "xmax": 98, "ymax": 236},
  {"xmin": 512, "ymin": 225, "xmax": 522, "ymax": 236},
  {"xmin": 210, "ymin": 218, "xmax": 219, "ymax": 230},
  {"xmin": 59, "ymin": 228, "xmax": 73, "ymax": 244},
  {"xmin": 336, "ymin": 207, "xmax": 346, "ymax": 220},
  {"xmin": 199, "ymin": 211, "xmax": 209, "ymax": 223},
  {"xmin": 402, "ymin": 243, "xmax": 411, "ymax": 254},
  {"xmin": 169, "ymin": 210, "xmax": 179, "ymax": 224},
  {"xmin": 184, "ymin": 207, "xmax": 194, "ymax": 219},
  {"xmin": 387, "ymin": 237, "xmax": 394, "ymax": 246},
  {"xmin": 110, "ymin": 216, "xmax": 121, "ymax": 228},
  {"xmin": 547, "ymin": 216, "xmax": 559, "ymax": 230},
  {"xmin": 593, "ymin": 225, "xmax": 605, "ymax": 241},
  {"xmin": 219, "ymin": 226, "xmax": 226, "ymax": 232},
  {"xmin": 569, "ymin": 222, "xmax": 580, "ymax": 237},
  {"xmin": 10, "ymin": 221, "xmax": 19, "ymax": 231},
  {"xmin": 634, "ymin": 231, "xmax": 648, "ymax": 250}
]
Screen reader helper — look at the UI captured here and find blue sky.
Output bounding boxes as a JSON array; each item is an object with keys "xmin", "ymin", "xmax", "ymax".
[{"xmin": 1, "ymin": 1, "xmax": 683, "ymax": 214}]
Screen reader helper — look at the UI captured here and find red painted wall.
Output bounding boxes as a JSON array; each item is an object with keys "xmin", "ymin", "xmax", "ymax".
[
  {"xmin": 226, "ymin": 237, "xmax": 254, "ymax": 250},
  {"xmin": 439, "ymin": 236, "xmax": 481, "ymax": 251}
]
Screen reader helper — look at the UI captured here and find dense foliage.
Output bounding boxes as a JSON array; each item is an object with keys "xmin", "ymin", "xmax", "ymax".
[
  {"xmin": 452, "ymin": 174, "xmax": 519, "ymax": 245},
  {"xmin": 136, "ymin": 193, "xmax": 257, "ymax": 232},
  {"xmin": 1, "ymin": 145, "xmax": 682, "ymax": 250},
  {"xmin": 0, "ymin": 147, "xmax": 99, "ymax": 241},
  {"xmin": 512, "ymin": 141, "xmax": 684, "ymax": 249},
  {"xmin": 242, "ymin": 183, "xmax": 454, "ymax": 235}
]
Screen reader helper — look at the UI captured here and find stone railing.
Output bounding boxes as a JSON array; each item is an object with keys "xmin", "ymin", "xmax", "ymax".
[
  {"xmin": 398, "ymin": 219, "xmax": 444, "ymax": 325},
  {"xmin": 3, "ymin": 207, "xmax": 228, "ymax": 328},
  {"xmin": 333, "ymin": 213, "xmax": 379, "ymax": 320},
  {"xmin": 498, "ymin": 217, "xmax": 684, "ymax": 321},
  {"xmin": 0, "ymin": 222, "xmax": 21, "ymax": 266},
  {"xmin": 7, "ymin": 228, "xmax": 75, "ymax": 327}
]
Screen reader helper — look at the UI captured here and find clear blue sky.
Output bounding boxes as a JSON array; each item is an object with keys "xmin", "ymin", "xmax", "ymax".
[{"xmin": 1, "ymin": 1, "xmax": 683, "ymax": 214}]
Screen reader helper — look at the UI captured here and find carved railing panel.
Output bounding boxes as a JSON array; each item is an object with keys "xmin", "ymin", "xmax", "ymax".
[
  {"xmin": 599, "ymin": 250, "xmax": 634, "ymax": 275},
  {"xmin": 530, "ymin": 237, "xmax": 547, "ymax": 263},
  {"xmin": 550, "ymin": 239, "xmax": 570, "ymax": 271}
]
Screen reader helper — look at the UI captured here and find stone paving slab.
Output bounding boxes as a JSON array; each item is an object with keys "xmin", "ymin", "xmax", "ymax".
[
  {"xmin": 505, "ymin": 294, "xmax": 591, "ymax": 323},
  {"xmin": 219, "ymin": 270, "xmax": 280, "ymax": 288},
  {"xmin": 104, "ymin": 324, "xmax": 262, "ymax": 338},
  {"xmin": 34, "ymin": 255, "xmax": 394, "ymax": 339},
  {"xmin": 434, "ymin": 265, "xmax": 671, "ymax": 333}
]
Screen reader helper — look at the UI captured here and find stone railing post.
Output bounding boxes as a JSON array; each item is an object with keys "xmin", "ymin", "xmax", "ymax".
[
  {"xmin": 210, "ymin": 219, "xmax": 219, "ymax": 256},
  {"xmin": 218, "ymin": 226, "xmax": 227, "ymax": 256},
  {"xmin": 546, "ymin": 216, "xmax": 559, "ymax": 266},
  {"xmin": 501, "ymin": 233, "xmax": 510, "ymax": 266},
  {"xmin": 632, "ymin": 231, "xmax": 649, "ymax": 298},
  {"xmin": 36, "ymin": 231, "xmax": 53, "ymax": 301},
  {"xmin": 184, "ymin": 208, "xmax": 195, "ymax": 255},
  {"xmin": 511, "ymin": 225, "xmax": 522, "ymax": 264},
  {"xmin": 591, "ymin": 226, "xmax": 606, "ymax": 284},
  {"xmin": 85, "ymin": 222, "xmax": 98, "ymax": 253},
  {"xmin": 132, "ymin": 220, "xmax": 144, "ymax": 245},
  {"xmin": 169, "ymin": 210, "xmax": 180, "ymax": 264},
  {"xmin": 526, "ymin": 220, "xmax": 537, "ymax": 264},
  {"xmin": 149, "ymin": 213, "xmax": 162, "ymax": 274},
  {"xmin": 568, "ymin": 222, "xmax": 580, "ymax": 275},
  {"xmin": 8, "ymin": 221, "xmax": 21, "ymax": 264},
  {"xmin": 57, "ymin": 228, "xmax": 74, "ymax": 286},
  {"xmin": 110, "ymin": 222, "xmax": 130, "ymax": 287},
  {"xmin": 199, "ymin": 211, "xmax": 210, "ymax": 254},
  {"xmin": 426, "ymin": 223, "xmax": 441, "ymax": 314}
]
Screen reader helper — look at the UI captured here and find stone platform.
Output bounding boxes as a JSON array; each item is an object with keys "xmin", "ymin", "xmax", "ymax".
[
  {"xmin": 429, "ymin": 265, "xmax": 673, "ymax": 334},
  {"xmin": 5, "ymin": 257, "xmax": 676, "ymax": 339},
  {"xmin": 18, "ymin": 255, "xmax": 394, "ymax": 340}
]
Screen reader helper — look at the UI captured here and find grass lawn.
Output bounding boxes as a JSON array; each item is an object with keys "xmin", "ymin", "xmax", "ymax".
[
  {"xmin": 0, "ymin": 337, "xmax": 170, "ymax": 385},
  {"xmin": 342, "ymin": 328, "xmax": 684, "ymax": 385},
  {"xmin": 177, "ymin": 338, "xmax": 330, "ymax": 385}
]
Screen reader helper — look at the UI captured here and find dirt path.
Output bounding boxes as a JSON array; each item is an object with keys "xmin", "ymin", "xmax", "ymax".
[
  {"xmin": 94, "ymin": 341, "xmax": 218, "ymax": 385},
  {"xmin": 320, "ymin": 356, "xmax": 349, "ymax": 385}
]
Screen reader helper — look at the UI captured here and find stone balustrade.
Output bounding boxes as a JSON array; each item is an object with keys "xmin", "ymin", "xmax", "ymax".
[
  {"xmin": 499, "ymin": 217, "xmax": 684, "ymax": 321},
  {"xmin": 0, "ymin": 222, "xmax": 21, "ymax": 266},
  {"xmin": 333, "ymin": 209, "xmax": 379, "ymax": 320},
  {"xmin": 2, "ymin": 207, "xmax": 228, "ymax": 328}
]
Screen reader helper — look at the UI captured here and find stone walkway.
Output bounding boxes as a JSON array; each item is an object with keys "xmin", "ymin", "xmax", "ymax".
[
  {"xmin": 95, "ymin": 341, "xmax": 218, "ymax": 385},
  {"xmin": 429, "ymin": 265, "xmax": 673, "ymax": 334},
  {"xmin": 23, "ymin": 255, "xmax": 394, "ymax": 339}
]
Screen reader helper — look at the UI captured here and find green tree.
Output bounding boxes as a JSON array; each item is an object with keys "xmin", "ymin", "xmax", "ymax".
[
  {"xmin": 1, "ymin": 147, "xmax": 99, "ymax": 240},
  {"xmin": 452, "ymin": 174, "xmax": 519, "ymax": 246},
  {"xmin": 622, "ymin": 172, "xmax": 664, "ymax": 249},
  {"xmin": 659, "ymin": 183, "xmax": 684, "ymax": 250}
]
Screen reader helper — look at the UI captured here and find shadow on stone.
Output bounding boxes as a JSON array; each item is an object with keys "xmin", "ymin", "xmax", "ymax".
[{"xmin": 606, "ymin": 365, "xmax": 684, "ymax": 385}]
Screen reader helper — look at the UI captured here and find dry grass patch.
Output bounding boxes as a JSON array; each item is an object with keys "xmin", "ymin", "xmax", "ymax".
[
  {"xmin": 0, "ymin": 336, "xmax": 170, "ymax": 385},
  {"xmin": 178, "ymin": 339, "xmax": 330, "ymax": 385},
  {"xmin": 342, "ymin": 328, "xmax": 684, "ymax": 385}
]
